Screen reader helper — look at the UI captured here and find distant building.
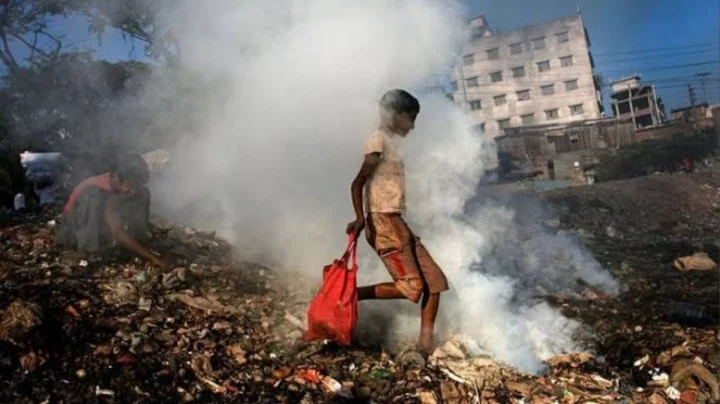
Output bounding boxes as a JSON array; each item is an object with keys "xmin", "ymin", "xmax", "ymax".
[
  {"xmin": 451, "ymin": 14, "xmax": 603, "ymax": 138},
  {"xmin": 610, "ymin": 75, "xmax": 663, "ymax": 129},
  {"xmin": 671, "ymin": 103, "xmax": 709, "ymax": 122}
]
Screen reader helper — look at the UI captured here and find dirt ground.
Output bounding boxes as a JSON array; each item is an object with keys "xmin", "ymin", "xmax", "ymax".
[{"xmin": 1, "ymin": 172, "xmax": 719, "ymax": 403}]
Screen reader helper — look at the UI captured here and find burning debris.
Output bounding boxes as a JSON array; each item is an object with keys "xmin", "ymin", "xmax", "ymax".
[{"xmin": 0, "ymin": 174, "xmax": 718, "ymax": 403}]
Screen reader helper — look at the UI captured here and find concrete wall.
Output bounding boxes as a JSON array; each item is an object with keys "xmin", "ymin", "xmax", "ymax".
[
  {"xmin": 452, "ymin": 15, "xmax": 601, "ymax": 138},
  {"xmin": 634, "ymin": 121, "xmax": 694, "ymax": 142}
]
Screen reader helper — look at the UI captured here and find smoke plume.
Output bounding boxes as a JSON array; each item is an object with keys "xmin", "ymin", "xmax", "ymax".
[{"xmin": 140, "ymin": 0, "xmax": 619, "ymax": 372}]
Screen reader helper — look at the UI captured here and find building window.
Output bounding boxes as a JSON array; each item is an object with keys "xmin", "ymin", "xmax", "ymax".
[
  {"xmin": 537, "ymin": 60, "xmax": 551, "ymax": 72},
  {"xmin": 476, "ymin": 122, "xmax": 486, "ymax": 133},
  {"xmin": 450, "ymin": 81, "xmax": 458, "ymax": 91},
  {"xmin": 487, "ymin": 48, "xmax": 499, "ymax": 60},
  {"xmin": 560, "ymin": 55, "xmax": 574, "ymax": 67},
  {"xmin": 463, "ymin": 54, "xmax": 475, "ymax": 66},
  {"xmin": 472, "ymin": 26, "xmax": 486, "ymax": 40},
  {"xmin": 516, "ymin": 89, "xmax": 531, "ymax": 101},
  {"xmin": 510, "ymin": 43, "xmax": 523, "ymax": 55},
  {"xmin": 545, "ymin": 109, "xmax": 559, "ymax": 120},
  {"xmin": 493, "ymin": 94, "xmax": 507, "ymax": 106},
  {"xmin": 565, "ymin": 79, "xmax": 578, "ymax": 91},
  {"xmin": 541, "ymin": 84, "xmax": 555, "ymax": 96},
  {"xmin": 512, "ymin": 66, "xmax": 526, "ymax": 78},
  {"xmin": 498, "ymin": 118, "xmax": 511, "ymax": 129},
  {"xmin": 469, "ymin": 100, "xmax": 482, "ymax": 110},
  {"xmin": 466, "ymin": 77, "xmax": 479, "ymax": 88},
  {"xmin": 532, "ymin": 37, "xmax": 546, "ymax": 50},
  {"xmin": 556, "ymin": 31, "xmax": 569, "ymax": 44},
  {"xmin": 490, "ymin": 71, "xmax": 503, "ymax": 83},
  {"xmin": 521, "ymin": 114, "xmax": 535, "ymax": 125},
  {"xmin": 570, "ymin": 103, "xmax": 584, "ymax": 115}
]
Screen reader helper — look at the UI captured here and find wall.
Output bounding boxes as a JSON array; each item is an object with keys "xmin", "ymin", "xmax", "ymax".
[
  {"xmin": 634, "ymin": 121, "xmax": 695, "ymax": 141},
  {"xmin": 452, "ymin": 15, "xmax": 601, "ymax": 138}
]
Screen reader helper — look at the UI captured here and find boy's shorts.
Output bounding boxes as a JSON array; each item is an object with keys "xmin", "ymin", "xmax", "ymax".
[{"xmin": 365, "ymin": 213, "xmax": 449, "ymax": 303}]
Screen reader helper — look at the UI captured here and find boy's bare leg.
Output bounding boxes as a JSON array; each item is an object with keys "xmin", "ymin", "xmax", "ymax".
[
  {"xmin": 418, "ymin": 292, "xmax": 440, "ymax": 353},
  {"xmin": 357, "ymin": 283, "xmax": 405, "ymax": 300}
]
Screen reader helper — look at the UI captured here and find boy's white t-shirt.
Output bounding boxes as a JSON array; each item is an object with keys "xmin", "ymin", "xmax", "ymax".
[{"xmin": 363, "ymin": 129, "xmax": 405, "ymax": 214}]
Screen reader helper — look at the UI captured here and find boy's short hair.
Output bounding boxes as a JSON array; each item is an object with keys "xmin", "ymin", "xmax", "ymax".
[
  {"xmin": 113, "ymin": 154, "xmax": 149, "ymax": 185},
  {"xmin": 379, "ymin": 89, "xmax": 420, "ymax": 114}
]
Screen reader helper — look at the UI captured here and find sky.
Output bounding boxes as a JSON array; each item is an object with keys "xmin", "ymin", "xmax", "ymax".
[{"xmin": 5, "ymin": 0, "xmax": 720, "ymax": 112}]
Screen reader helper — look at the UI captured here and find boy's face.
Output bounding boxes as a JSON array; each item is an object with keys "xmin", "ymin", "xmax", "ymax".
[{"xmin": 393, "ymin": 111, "xmax": 418, "ymax": 137}]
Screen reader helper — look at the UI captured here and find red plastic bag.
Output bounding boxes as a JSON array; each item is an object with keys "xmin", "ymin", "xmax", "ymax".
[{"xmin": 305, "ymin": 236, "xmax": 358, "ymax": 345}]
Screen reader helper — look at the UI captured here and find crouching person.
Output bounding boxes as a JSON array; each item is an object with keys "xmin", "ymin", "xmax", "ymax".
[{"xmin": 55, "ymin": 154, "xmax": 166, "ymax": 268}]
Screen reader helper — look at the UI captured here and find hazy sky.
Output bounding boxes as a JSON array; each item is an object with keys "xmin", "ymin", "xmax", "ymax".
[{"xmin": 10, "ymin": 0, "xmax": 720, "ymax": 110}]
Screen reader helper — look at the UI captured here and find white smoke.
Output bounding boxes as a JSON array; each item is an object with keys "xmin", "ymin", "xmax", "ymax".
[{"xmin": 143, "ymin": 0, "xmax": 619, "ymax": 373}]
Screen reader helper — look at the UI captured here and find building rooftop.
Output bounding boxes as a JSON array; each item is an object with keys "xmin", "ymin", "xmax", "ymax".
[
  {"xmin": 467, "ymin": 13, "xmax": 582, "ymax": 39},
  {"xmin": 610, "ymin": 74, "xmax": 641, "ymax": 84},
  {"xmin": 671, "ymin": 103, "xmax": 709, "ymax": 113}
]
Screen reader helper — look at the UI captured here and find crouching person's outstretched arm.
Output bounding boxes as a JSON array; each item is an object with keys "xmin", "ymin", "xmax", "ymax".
[{"xmin": 105, "ymin": 197, "xmax": 166, "ymax": 269}]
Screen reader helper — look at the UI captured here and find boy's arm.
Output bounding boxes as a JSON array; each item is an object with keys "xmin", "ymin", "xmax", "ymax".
[
  {"xmin": 346, "ymin": 152, "xmax": 380, "ymax": 237},
  {"xmin": 105, "ymin": 198, "xmax": 166, "ymax": 269}
]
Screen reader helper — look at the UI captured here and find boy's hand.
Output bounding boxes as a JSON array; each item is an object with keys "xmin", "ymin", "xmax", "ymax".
[{"xmin": 346, "ymin": 218, "xmax": 366, "ymax": 237}]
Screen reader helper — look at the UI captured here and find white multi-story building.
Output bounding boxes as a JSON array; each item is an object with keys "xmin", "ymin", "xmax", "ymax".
[{"xmin": 452, "ymin": 14, "xmax": 603, "ymax": 138}]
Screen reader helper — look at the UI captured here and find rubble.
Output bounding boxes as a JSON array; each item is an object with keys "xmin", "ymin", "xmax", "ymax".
[
  {"xmin": 1, "ymin": 173, "xmax": 719, "ymax": 403},
  {"xmin": 673, "ymin": 253, "xmax": 718, "ymax": 272},
  {"xmin": 0, "ymin": 300, "xmax": 42, "ymax": 341}
]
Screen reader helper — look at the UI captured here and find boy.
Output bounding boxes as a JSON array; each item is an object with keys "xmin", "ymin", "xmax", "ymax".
[
  {"xmin": 55, "ymin": 154, "xmax": 166, "ymax": 268},
  {"xmin": 346, "ymin": 89, "xmax": 449, "ymax": 353}
]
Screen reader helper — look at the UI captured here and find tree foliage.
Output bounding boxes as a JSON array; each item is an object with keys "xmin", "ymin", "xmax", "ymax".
[{"xmin": 0, "ymin": 0, "xmax": 171, "ymax": 74}]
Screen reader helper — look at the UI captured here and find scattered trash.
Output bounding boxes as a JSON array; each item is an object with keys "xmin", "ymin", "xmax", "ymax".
[
  {"xmin": 2, "ymin": 190, "xmax": 718, "ymax": 402},
  {"xmin": 79, "ymin": 260, "xmax": 88, "ymax": 268},
  {"xmin": 0, "ymin": 300, "xmax": 42, "ymax": 341},
  {"xmin": 162, "ymin": 267, "xmax": 187, "ymax": 289},
  {"xmin": 167, "ymin": 293, "xmax": 236, "ymax": 315},
  {"xmin": 547, "ymin": 352, "xmax": 594, "ymax": 367},
  {"xmin": 95, "ymin": 387, "xmax": 115, "ymax": 397},
  {"xmin": 64, "ymin": 305, "xmax": 81, "ymax": 318},
  {"xmin": 321, "ymin": 376, "xmax": 352, "ymax": 398},
  {"xmin": 673, "ymin": 253, "xmax": 717, "ymax": 271},
  {"xmin": 284, "ymin": 312, "xmax": 306, "ymax": 331},
  {"xmin": 19, "ymin": 352, "xmax": 44, "ymax": 372},
  {"xmin": 669, "ymin": 301, "xmax": 711, "ymax": 326},
  {"xmin": 296, "ymin": 369, "xmax": 323, "ymax": 384},
  {"xmin": 138, "ymin": 297, "xmax": 152, "ymax": 311},
  {"xmin": 369, "ymin": 370, "xmax": 394, "ymax": 380},
  {"xmin": 665, "ymin": 386, "xmax": 681, "ymax": 400},
  {"xmin": 225, "ymin": 344, "xmax": 247, "ymax": 366},
  {"xmin": 648, "ymin": 392, "xmax": 668, "ymax": 404},
  {"xmin": 671, "ymin": 361, "xmax": 720, "ymax": 402}
]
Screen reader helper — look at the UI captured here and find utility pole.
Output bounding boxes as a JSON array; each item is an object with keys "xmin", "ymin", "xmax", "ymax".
[
  {"xmin": 689, "ymin": 84, "xmax": 698, "ymax": 130},
  {"xmin": 613, "ymin": 99, "xmax": 621, "ymax": 149},
  {"xmin": 696, "ymin": 72, "xmax": 710, "ymax": 104}
]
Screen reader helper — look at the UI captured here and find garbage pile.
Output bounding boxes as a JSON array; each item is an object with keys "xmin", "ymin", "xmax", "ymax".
[
  {"xmin": 1, "ymin": 210, "xmax": 718, "ymax": 403},
  {"xmin": 542, "ymin": 171, "xmax": 720, "ymax": 246}
]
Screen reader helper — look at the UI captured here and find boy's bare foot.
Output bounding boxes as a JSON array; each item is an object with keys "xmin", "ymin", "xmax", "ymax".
[{"xmin": 417, "ymin": 332, "xmax": 435, "ymax": 355}]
